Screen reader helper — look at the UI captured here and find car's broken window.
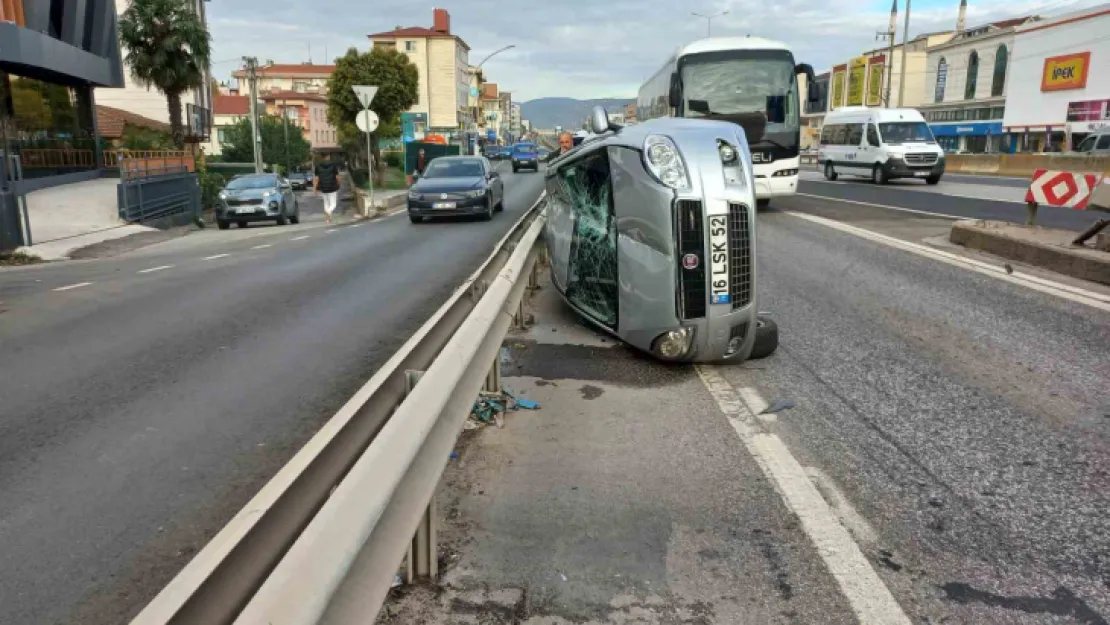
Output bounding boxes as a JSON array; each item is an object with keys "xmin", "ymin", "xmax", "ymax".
[{"xmin": 557, "ymin": 149, "xmax": 618, "ymax": 328}]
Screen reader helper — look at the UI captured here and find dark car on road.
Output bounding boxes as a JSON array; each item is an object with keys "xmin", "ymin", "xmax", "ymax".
[
  {"xmin": 407, "ymin": 156, "xmax": 504, "ymax": 223},
  {"xmin": 287, "ymin": 171, "xmax": 312, "ymax": 190},
  {"xmin": 217, "ymin": 174, "xmax": 300, "ymax": 229},
  {"xmin": 511, "ymin": 142, "xmax": 540, "ymax": 172}
]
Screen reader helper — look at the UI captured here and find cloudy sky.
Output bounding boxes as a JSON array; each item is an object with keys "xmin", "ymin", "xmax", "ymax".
[{"xmin": 207, "ymin": 0, "xmax": 1105, "ymax": 102}]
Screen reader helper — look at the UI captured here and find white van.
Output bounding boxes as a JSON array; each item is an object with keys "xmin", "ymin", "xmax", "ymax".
[
  {"xmin": 817, "ymin": 107, "xmax": 946, "ymax": 185},
  {"xmin": 1075, "ymin": 126, "xmax": 1110, "ymax": 154}
]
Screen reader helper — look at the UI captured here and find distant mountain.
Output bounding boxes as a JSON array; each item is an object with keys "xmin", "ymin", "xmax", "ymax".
[{"xmin": 520, "ymin": 97, "xmax": 634, "ymax": 131}]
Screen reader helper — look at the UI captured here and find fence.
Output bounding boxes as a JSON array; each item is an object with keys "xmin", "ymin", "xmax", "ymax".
[{"xmin": 117, "ymin": 157, "xmax": 201, "ymax": 226}]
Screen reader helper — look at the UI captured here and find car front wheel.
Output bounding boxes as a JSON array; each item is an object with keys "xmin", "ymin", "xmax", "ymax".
[{"xmin": 481, "ymin": 196, "xmax": 494, "ymax": 221}]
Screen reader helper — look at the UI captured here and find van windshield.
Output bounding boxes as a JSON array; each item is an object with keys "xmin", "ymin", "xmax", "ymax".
[{"xmin": 879, "ymin": 122, "xmax": 935, "ymax": 145}]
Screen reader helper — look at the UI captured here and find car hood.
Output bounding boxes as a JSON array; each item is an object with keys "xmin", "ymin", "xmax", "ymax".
[{"xmin": 413, "ymin": 177, "xmax": 486, "ymax": 193}]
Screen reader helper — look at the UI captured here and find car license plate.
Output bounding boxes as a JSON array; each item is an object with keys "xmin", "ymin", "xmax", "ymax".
[
  {"xmin": 914, "ymin": 171, "xmax": 929, "ymax": 177},
  {"xmin": 708, "ymin": 215, "xmax": 730, "ymax": 305},
  {"xmin": 433, "ymin": 202, "xmax": 456, "ymax": 209},
  {"xmin": 236, "ymin": 206, "xmax": 256, "ymax": 214}
]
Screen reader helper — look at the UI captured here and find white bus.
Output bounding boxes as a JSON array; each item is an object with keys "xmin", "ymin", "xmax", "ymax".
[{"xmin": 637, "ymin": 37, "xmax": 818, "ymax": 206}]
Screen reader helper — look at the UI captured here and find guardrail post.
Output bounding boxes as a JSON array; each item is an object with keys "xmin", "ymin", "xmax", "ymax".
[
  {"xmin": 402, "ymin": 369, "xmax": 438, "ymax": 584},
  {"xmin": 1026, "ymin": 200, "xmax": 1038, "ymax": 226}
]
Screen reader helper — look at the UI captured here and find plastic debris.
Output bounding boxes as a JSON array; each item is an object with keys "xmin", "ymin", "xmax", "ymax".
[
  {"xmin": 760, "ymin": 398, "xmax": 795, "ymax": 415},
  {"xmin": 468, "ymin": 388, "xmax": 541, "ymax": 427},
  {"xmin": 392, "ymin": 574, "xmax": 404, "ymax": 588},
  {"xmin": 449, "ymin": 451, "xmax": 460, "ymax": 460}
]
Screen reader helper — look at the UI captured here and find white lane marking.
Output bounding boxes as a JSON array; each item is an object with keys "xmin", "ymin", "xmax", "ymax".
[
  {"xmin": 785, "ymin": 210, "xmax": 1110, "ymax": 313},
  {"xmin": 795, "ymin": 193, "xmax": 965, "ymax": 220},
  {"xmin": 203, "ymin": 253, "xmax": 231, "ymax": 261},
  {"xmin": 138, "ymin": 265, "xmax": 174, "ymax": 274},
  {"xmin": 251, "ymin": 244, "xmax": 272, "ymax": 250},
  {"xmin": 349, "ymin": 223, "xmax": 363, "ymax": 228},
  {"xmin": 801, "ymin": 176, "xmax": 1026, "ymax": 204},
  {"xmin": 804, "ymin": 467, "xmax": 880, "ymax": 546},
  {"xmin": 291, "ymin": 235, "xmax": 310, "ymax": 241},
  {"xmin": 53, "ymin": 282, "xmax": 92, "ymax": 292},
  {"xmin": 695, "ymin": 366, "xmax": 912, "ymax": 625},
  {"xmin": 325, "ymin": 229, "xmax": 338, "ymax": 234}
]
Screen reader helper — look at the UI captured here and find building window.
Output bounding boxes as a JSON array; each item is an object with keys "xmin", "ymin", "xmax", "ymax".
[
  {"xmin": 405, "ymin": 41, "xmax": 417, "ymax": 52},
  {"xmin": 217, "ymin": 128, "xmax": 229, "ymax": 143},
  {"xmin": 935, "ymin": 58, "xmax": 947, "ymax": 103},
  {"xmin": 991, "ymin": 45, "xmax": 1007, "ymax": 97},
  {"xmin": 293, "ymin": 81, "xmax": 309, "ymax": 93},
  {"xmin": 0, "ymin": 72, "xmax": 97, "ymax": 180},
  {"xmin": 965, "ymin": 50, "xmax": 979, "ymax": 100}
]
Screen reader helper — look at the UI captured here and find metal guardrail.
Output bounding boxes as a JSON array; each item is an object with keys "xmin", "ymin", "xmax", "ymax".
[{"xmin": 130, "ymin": 192, "xmax": 548, "ymax": 625}]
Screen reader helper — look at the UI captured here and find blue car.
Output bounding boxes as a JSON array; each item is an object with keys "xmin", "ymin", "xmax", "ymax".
[{"xmin": 510, "ymin": 142, "xmax": 539, "ymax": 172}]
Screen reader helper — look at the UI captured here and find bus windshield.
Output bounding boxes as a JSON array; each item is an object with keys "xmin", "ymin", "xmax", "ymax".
[{"xmin": 680, "ymin": 51, "xmax": 799, "ymax": 135}]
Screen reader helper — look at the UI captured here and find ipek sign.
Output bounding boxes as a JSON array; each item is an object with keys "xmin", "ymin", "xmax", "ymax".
[{"xmin": 1041, "ymin": 52, "xmax": 1090, "ymax": 92}]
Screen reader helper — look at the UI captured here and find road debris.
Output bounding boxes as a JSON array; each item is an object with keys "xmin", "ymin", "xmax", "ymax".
[
  {"xmin": 760, "ymin": 398, "xmax": 795, "ymax": 415},
  {"xmin": 468, "ymin": 389, "xmax": 541, "ymax": 428}
]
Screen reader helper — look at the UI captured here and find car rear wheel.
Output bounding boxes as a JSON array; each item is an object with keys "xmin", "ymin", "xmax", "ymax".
[
  {"xmin": 217, "ymin": 219, "xmax": 230, "ymax": 230},
  {"xmin": 824, "ymin": 161, "xmax": 838, "ymax": 181}
]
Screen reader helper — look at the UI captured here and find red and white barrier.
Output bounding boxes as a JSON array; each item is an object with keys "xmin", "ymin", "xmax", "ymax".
[{"xmin": 1024, "ymin": 169, "xmax": 1105, "ymax": 210}]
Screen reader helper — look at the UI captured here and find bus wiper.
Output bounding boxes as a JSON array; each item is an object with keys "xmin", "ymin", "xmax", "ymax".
[{"xmin": 753, "ymin": 137, "xmax": 791, "ymax": 152}]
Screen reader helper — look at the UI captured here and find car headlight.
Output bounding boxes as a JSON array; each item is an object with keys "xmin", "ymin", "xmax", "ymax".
[
  {"xmin": 465, "ymin": 189, "xmax": 486, "ymax": 198},
  {"xmin": 218, "ymin": 190, "xmax": 227, "ymax": 200},
  {"xmin": 408, "ymin": 190, "xmax": 422, "ymax": 200},
  {"xmin": 652, "ymin": 327, "xmax": 695, "ymax": 360},
  {"xmin": 643, "ymin": 135, "xmax": 689, "ymax": 189}
]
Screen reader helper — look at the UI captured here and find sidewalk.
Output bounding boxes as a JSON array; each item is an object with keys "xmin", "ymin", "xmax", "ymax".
[{"xmin": 949, "ymin": 219, "xmax": 1110, "ymax": 285}]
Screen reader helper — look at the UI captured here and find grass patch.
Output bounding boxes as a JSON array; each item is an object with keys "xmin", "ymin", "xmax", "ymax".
[
  {"xmin": 0, "ymin": 250, "xmax": 44, "ymax": 266},
  {"xmin": 360, "ymin": 167, "xmax": 408, "ymax": 191}
]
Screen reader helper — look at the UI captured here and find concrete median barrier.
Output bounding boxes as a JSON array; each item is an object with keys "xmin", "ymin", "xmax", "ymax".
[
  {"xmin": 946, "ymin": 153, "xmax": 1110, "ymax": 178},
  {"xmin": 950, "ymin": 219, "xmax": 1110, "ymax": 285}
]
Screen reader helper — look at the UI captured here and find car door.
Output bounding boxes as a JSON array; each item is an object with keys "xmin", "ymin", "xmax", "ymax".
[
  {"xmin": 864, "ymin": 123, "xmax": 883, "ymax": 169},
  {"xmin": 846, "ymin": 123, "xmax": 865, "ymax": 171}
]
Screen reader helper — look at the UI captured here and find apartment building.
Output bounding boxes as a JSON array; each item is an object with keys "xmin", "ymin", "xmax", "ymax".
[
  {"xmin": 230, "ymin": 63, "xmax": 335, "ymax": 96},
  {"xmin": 368, "ymin": 9, "xmax": 470, "ymax": 133},
  {"xmin": 95, "ymin": 0, "xmax": 212, "ymax": 144},
  {"xmin": 260, "ymin": 88, "xmax": 340, "ymax": 153},
  {"xmin": 480, "ymin": 83, "xmax": 503, "ymax": 142},
  {"xmin": 201, "ymin": 93, "xmax": 249, "ymax": 157}
]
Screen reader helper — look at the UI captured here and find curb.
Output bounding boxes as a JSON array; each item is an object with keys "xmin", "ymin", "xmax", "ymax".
[{"xmin": 949, "ymin": 220, "xmax": 1110, "ymax": 285}]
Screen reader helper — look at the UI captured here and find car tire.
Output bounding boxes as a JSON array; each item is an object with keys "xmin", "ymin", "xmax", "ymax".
[
  {"xmin": 276, "ymin": 209, "xmax": 288, "ymax": 226},
  {"xmin": 824, "ymin": 161, "xmax": 838, "ymax": 181},
  {"xmin": 237, "ymin": 220, "xmax": 248, "ymax": 228},
  {"xmin": 512, "ymin": 165, "xmax": 519, "ymax": 173},
  {"xmin": 217, "ymin": 219, "xmax": 230, "ymax": 230},
  {"xmin": 872, "ymin": 164, "xmax": 888, "ymax": 185},
  {"xmin": 925, "ymin": 174, "xmax": 941, "ymax": 185},
  {"xmin": 749, "ymin": 316, "xmax": 779, "ymax": 360},
  {"xmin": 409, "ymin": 214, "xmax": 423, "ymax": 224},
  {"xmin": 481, "ymin": 196, "xmax": 494, "ymax": 221},
  {"xmin": 756, "ymin": 198, "xmax": 771, "ymax": 210}
]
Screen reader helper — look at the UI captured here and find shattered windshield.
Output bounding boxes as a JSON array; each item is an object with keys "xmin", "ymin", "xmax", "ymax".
[{"xmin": 680, "ymin": 51, "xmax": 799, "ymax": 133}]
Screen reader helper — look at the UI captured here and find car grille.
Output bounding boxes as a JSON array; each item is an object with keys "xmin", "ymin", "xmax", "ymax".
[
  {"xmin": 226, "ymin": 198, "xmax": 262, "ymax": 206},
  {"xmin": 904, "ymin": 152, "xmax": 938, "ymax": 165},
  {"xmin": 727, "ymin": 203, "xmax": 753, "ymax": 310},
  {"xmin": 676, "ymin": 199, "xmax": 707, "ymax": 319},
  {"xmin": 430, "ymin": 192, "xmax": 471, "ymax": 201}
]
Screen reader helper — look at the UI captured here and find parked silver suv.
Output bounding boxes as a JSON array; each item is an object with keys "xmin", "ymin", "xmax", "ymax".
[{"xmin": 543, "ymin": 107, "xmax": 777, "ymax": 363}]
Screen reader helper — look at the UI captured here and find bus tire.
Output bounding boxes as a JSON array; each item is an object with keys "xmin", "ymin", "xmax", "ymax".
[{"xmin": 824, "ymin": 161, "xmax": 838, "ymax": 181}]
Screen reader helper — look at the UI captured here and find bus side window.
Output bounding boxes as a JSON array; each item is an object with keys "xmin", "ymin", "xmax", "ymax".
[
  {"xmin": 866, "ymin": 124, "xmax": 881, "ymax": 147},
  {"xmin": 848, "ymin": 124, "xmax": 863, "ymax": 146}
]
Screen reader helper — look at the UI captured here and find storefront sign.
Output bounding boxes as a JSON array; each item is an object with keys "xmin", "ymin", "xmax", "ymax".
[
  {"xmin": 1066, "ymin": 98, "xmax": 1110, "ymax": 122},
  {"xmin": 831, "ymin": 69, "xmax": 846, "ymax": 109},
  {"xmin": 867, "ymin": 63, "xmax": 884, "ymax": 106},
  {"xmin": 1041, "ymin": 52, "xmax": 1090, "ymax": 92},
  {"xmin": 929, "ymin": 121, "xmax": 1003, "ymax": 137},
  {"xmin": 846, "ymin": 57, "xmax": 867, "ymax": 106}
]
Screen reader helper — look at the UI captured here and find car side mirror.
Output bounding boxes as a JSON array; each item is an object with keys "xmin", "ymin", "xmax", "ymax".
[{"xmin": 590, "ymin": 106, "xmax": 610, "ymax": 134}]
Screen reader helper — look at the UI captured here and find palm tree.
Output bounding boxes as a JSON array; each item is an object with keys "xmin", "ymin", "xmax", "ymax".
[{"xmin": 118, "ymin": 0, "xmax": 211, "ymax": 149}]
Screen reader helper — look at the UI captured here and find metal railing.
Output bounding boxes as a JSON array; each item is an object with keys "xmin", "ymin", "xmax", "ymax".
[{"xmin": 131, "ymin": 193, "xmax": 548, "ymax": 625}]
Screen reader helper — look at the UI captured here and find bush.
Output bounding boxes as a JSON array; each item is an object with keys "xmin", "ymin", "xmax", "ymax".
[
  {"xmin": 349, "ymin": 168, "xmax": 369, "ymax": 188},
  {"xmin": 195, "ymin": 151, "xmax": 226, "ymax": 211},
  {"xmin": 385, "ymin": 151, "xmax": 402, "ymax": 168}
]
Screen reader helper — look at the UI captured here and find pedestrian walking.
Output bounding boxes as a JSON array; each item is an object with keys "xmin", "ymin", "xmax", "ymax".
[
  {"xmin": 415, "ymin": 149, "xmax": 428, "ymax": 176},
  {"xmin": 314, "ymin": 155, "xmax": 341, "ymax": 225}
]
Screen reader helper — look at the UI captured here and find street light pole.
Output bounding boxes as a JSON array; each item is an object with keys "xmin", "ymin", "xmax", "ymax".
[
  {"xmin": 471, "ymin": 45, "xmax": 515, "ymax": 156},
  {"xmin": 281, "ymin": 100, "xmax": 290, "ymax": 176},
  {"xmin": 898, "ymin": 0, "xmax": 912, "ymax": 107},
  {"xmin": 243, "ymin": 56, "xmax": 263, "ymax": 173},
  {"xmin": 692, "ymin": 10, "xmax": 729, "ymax": 36}
]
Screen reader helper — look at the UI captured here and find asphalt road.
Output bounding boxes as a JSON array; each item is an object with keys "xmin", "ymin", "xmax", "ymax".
[
  {"xmin": 798, "ymin": 168, "xmax": 1097, "ymax": 231},
  {"xmin": 0, "ymin": 162, "xmax": 547, "ymax": 625},
  {"xmin": 381, "ymin": 193, "xmax": 1110, "ymax": 624}
]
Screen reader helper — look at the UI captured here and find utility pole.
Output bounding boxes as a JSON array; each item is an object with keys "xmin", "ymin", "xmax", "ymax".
[
  {"xmin": 897, "ymin": 0, "xmax": 911, "ymax": 107},
  {"xmin": 281, "ymin": 99, "xmax": 291, "ymax": 176},
  {"xmin": 243, "ymin": 57, "xmax": 263, "ymax": 173},
  {"xmin": 877, "ymin": 0, "xmax": 898, "ymax": 107}
]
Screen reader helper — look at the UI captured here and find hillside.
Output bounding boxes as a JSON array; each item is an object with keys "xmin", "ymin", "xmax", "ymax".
[{"xmin": 520, "ymin": 97, "xmax": 634, "ymax": 131}]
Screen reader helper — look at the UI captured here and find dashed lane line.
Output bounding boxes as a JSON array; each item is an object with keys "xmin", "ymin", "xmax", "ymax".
[
  {"xmin": 203, "ymin": 253, "xmax": 231, "ymax": 261},
  {"xmin": 251, "ymin": 244, "xmax": 272, "ymax": 250},
  {"xmin": 695, "ymin": 365, "xmax": 913, "ymax": 625},
  {"xmin": 53, "ymin": 282, "xmax": 92, "ymax": 292},
  {"xmin": 291, "ymin": 235, "xmax": 310, "ymax": 241},
  {"xmin": 138, "ymin": 265, "xmax": 174, "ymax": 274}
]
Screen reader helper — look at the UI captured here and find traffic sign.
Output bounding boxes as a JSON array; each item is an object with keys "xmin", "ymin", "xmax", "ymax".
[
  {"xmin": 352, "ymin": 85, "xmax": 379, "ymax": 109},
  {"xmin": 1025, "ymin": 169, "xmax": 1103, "ymax": 209},
  {"xmin": 356, "ymin": 110, "xmax": 380, "ymax": 133}
]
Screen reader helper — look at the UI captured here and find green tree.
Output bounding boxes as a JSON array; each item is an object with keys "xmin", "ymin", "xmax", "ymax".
[
  {"xmin": 326, "ymin": 46, "xmax": 418, "ymax": 184},
  {"xmin": 121, "ymin": 125, "xmax": 175, "ymax": 150},
  {"xmin": 219, "ymin": 114, "xmax": 312, "ymax": 170},
  {"xmin": 118, "ymin": 0, "xmax": 211, "ymax": 149}
]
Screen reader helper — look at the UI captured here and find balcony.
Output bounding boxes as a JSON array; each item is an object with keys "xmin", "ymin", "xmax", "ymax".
[{"xmin": 0, "ymin": 0, "xmax": 26, "ymax": 26}]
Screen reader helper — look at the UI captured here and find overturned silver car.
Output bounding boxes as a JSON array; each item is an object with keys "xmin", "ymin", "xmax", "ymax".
[{"xmin": 543, "ymin": 107, "xmax": 777, "ymax": 363}]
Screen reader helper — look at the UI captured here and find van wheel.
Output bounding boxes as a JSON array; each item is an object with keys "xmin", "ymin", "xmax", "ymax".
[
  {"xmin": 925, "ymin": 174, "xmax": 942, "ymax": 185},
  {"xmin": 824, "ymin": 161, "xmax": 838, "ymax": 181},
  {"xmin": 756, "ymin": 199, "xmax": 771, "ymax": 210},
  {"xmin": 871, "ymin": 164, "xmax": 888, "ymax": 185},
  {"xmin": 749, "ymin": 316, "xmax": 779, "ymax": 360}
]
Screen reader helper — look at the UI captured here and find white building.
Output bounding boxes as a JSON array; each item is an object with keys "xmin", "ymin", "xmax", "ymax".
[
  {"xmin": 920, "ymin": 16, "xmax": 1038, "ymax": 153},
  {"xmin": 96, "ymin": 0, "xmax": 213, "ymax": 144},
  {"xmin": 1003, "ymin": 4, "xmax": 1110, "ymax": 152}
]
